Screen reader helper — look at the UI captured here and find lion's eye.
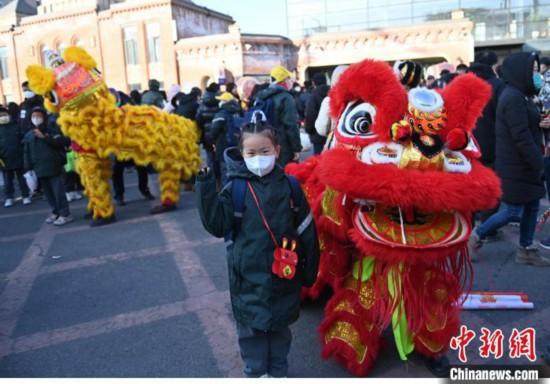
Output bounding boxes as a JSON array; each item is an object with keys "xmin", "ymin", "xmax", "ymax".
[
  {"xmin": 338, "ymin": 101, "xmax": 377, "ymax": 138},
  {"xmin": 349, "ymin": 110, "xmax": 372, "ymax": 134},
  {"xmin": 46, "ymin": 90, "xmax": 60, "ymax": 106}
]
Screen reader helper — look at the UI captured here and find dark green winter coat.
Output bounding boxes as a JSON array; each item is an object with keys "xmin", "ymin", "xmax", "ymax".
[
  {"xmin": 256, "ymin": 84, "xmax": 302, "ymax": 166},
  {"xmin": 23, "ymin": 124, "xmax": 69, "ymax": 178},
  {"xmin": 0, "ymin": 121, "xmax": 24, "ymax": 170},
  {"xmin": 210, "ymin": 99, "xmax": 241, "ymax": 162},
  {"xmin": 196, "ymin": 148, "xmax": 319, "ymax": 331},
  {"xmin": 142, "ymin": 80, "xmax": 164, "ymax": 109}
]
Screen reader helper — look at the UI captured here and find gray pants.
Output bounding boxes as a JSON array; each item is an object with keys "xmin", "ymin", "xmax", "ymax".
[
  {"xmin": 40, "ymin": 175, "xmax": 70, "ymax": 217},
  {"xmin": 237, "ymin": 322, "xmax": 292, "ymax": 378},
  {"xmin": 3, "ymin": 169, "xmax": 30, "ymax": 199}
]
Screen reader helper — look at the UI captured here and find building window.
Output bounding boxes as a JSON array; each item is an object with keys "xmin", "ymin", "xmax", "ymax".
[
  {"xmin": 0, "ymin": 47, "xmax": 8, "ymax": 79},
  {"xmin": 129, "ymin": 83, "xmax": 141, "ymax": 91},
  {"xmin": 146, "ymin": 23, "xmax": 161, "ymax": 63},
  {"xmin": 40, "ymin": 45, "xmax": 51, "ymax": 66},
  {"xmin": 123, "ymin": 26, "xmax": 139, "ymax": 65}
]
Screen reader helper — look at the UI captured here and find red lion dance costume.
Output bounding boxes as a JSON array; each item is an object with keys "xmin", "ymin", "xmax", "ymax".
[{"xmin": 286, "ymin": 60, "xmax": 501, "ymax": 375}]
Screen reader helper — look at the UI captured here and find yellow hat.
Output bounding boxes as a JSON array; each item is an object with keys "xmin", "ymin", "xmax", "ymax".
[
  {"xmin": 270, "ymin": 65, "xmax": 292, "ymax": 83},
  {"xmin": 216, "ymin": 92, "xmax": 235, "ymax": 103}
]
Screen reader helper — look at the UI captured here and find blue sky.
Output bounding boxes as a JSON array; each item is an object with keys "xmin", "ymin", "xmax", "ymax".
[{"xmin": 193, "ymin": 0, "xmax": 288, "ymax": 36}]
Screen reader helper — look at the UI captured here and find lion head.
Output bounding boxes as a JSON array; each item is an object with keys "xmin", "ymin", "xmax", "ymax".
[{"xmin": 25, "ymin": 46, "xmax": 105, "ymax": 113}]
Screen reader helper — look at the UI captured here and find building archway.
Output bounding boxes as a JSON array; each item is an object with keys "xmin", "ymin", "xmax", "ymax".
[{"xmin": 37, "ymin": 43, "xmax": 51, "ymax": 65}]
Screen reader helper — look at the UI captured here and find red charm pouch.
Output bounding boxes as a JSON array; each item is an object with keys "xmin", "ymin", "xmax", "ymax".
[
  {"xmin": 272, "ymin": 237, "xmax": 298, "ymax": 280},
  {"xmin": 247, "ymin": 182, "xmax": 300, "ymax": 280}
]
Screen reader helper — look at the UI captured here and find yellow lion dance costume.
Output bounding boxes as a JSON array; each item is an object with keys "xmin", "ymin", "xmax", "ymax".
[{"xmin": 25, "ymin": 47, "xmax": 201, "ymax": 225}]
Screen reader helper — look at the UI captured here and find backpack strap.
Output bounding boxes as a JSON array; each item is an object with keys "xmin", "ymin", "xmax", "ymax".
[
  {"xmin": 286, "ymin": 175, "xmax": 303, "ymax": 213},
  {"xmin": 286, "ymin": 175, "xmax": 313, "ymax": 236},
  {"xmin": 225, "ymin": 178, "xmax": 247, "ymax": 247}
]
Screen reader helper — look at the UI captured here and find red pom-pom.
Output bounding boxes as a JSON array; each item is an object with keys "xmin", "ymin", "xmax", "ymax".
[{"xmin": 446, "ymin": 129, "xmax": 468, "ymax": 151}]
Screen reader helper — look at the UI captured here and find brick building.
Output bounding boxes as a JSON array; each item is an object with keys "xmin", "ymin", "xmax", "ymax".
[{"xmin": 0, "ymin": 0, "xmax": 476, "ymax": 104}]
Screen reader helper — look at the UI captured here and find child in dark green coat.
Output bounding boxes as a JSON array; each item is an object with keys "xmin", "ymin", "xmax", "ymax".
[{"xmin": 196, "ymin": 121, "xmax": 320, "ymax": 378}]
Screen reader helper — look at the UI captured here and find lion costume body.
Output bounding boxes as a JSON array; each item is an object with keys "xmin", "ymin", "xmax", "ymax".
[
  {"xmin": 26, "ymin": 47, "xmax": 200, "ymax": 222},
  {"xmin": 286, "ymin": 60, "xmax": 501, "ymax": 375}
]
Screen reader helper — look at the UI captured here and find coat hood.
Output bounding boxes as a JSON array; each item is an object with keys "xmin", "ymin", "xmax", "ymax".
[
  {"xmin": 223, "ymin": 147, "xmax": 253, "ymax": 179},
  {"xmin": 256, "ymin": 84, "xmax": 286, "ymax": 100},
  {"xmin": 502, "ymin": 52, "xmax": 539, "ymax": 96}
]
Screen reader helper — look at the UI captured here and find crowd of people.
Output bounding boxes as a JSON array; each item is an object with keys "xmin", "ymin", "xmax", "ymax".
[{"xmin": 2, "ymin": 52, "xmax": 550, "ymax": 253}]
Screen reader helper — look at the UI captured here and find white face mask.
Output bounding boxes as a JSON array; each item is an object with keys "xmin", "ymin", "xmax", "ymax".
[
  {"xmin": 244, "ymin": 155, "xmax": 276, "ymax": 177},
  {"xmin": 0, "ymin": 115, "xmax": 9, "ymax": 124},
  {"xmin": 23, "ymin": 90, "xmax": 35, "ymax": 99},
  {"xmin": 31, "ymin": 117, "xmax": 43, "ymax": 127}
]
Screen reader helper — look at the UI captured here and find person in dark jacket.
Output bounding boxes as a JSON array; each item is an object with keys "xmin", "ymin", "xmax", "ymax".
[
  {"xmin": 0, "ymin": 106, "xmax": 31, "ymax": 207},
  {"xmin": 469, "ymin": 51, "xmax": 506, "ymax": 232},
  {"xmin": 129, "ymin": 90, "xmax": 142, "ymax": 106},
  {"xmin": 304, "ymin": 73, "xmax": 329, "ymax": 154},
  {"xmin": 47, "ymin": 113, "xmax": 83, "ymax": 203},
  {"xmin": 173, "ymin": 89, "xmax": 200, "ymax": 120},
  {"xmin": 225, "ymin": 82, "xmax": 241, "ymax": 103},
  {"xmin": 196, "ymin": 121, "xmax": 319, "ymax": 378},
  {"xmin": 469, "ymin": 51, "xmax": 505, "ymax": 167},
  {"xmin": 249, "ymin": 83, "xmax": 269, "ymax": 108},
  {"xmin": 141, "ymin": 79, "xmax": 164, "ymax": 109},
  {"xmin": 295, "ymin": 81, "xmax": 312, "ymax": 121},
  {"xmin": 7, "ymin": 102, "xmax": 20, "ymax": 125},
  {"xmin": 210, "ymin": 92, "xmax": 241, "ymax": 186},
  {"xmin": 18, "ymin": 81, "xmax": 44, "ymax": 134},
  {"xmin": 196, "ymin": 82, "xmax": 221, "ymax": 178},
  {"xmin": 255, "ymin": 66, "xmax": 302, "ymax": 166},
  {"xmin": 108, "ymin": 89, "xmax": 155, "ymax": 206},
  {"xmin": 469, "ymin": 52, "xmax": 550, "ymax": 266},
  {"xmin": 24, "ymin": 107, "xmax": 73, "ymax": 225}
]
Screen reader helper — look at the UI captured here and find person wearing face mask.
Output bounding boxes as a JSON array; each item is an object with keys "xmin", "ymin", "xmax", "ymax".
[
  {"xmin": 469, "ymin": 52, "xmax": 550, "ymax": 266},
  {"xmin": 254, "ymin": 66, "xmax": 302, "ymax": 166},
  {"xmin": 0, "ymin": 106, "xmax": 31, "ymax": 207},
  {"xmin": 195, "ymin": 121, "xmax": 320, "ymax": 378},
  {"xmin": 18, "ymin": 81, "xmax": 44, "ymax": 135},
  {"xmin": 24, "ymin": 107, "xmax": 73, "ymax": 226}
]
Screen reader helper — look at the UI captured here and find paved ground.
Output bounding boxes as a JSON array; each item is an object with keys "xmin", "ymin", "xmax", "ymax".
[{"xmin": 0, "ymin": 170, "xmax": 549, "ymax": 377}]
